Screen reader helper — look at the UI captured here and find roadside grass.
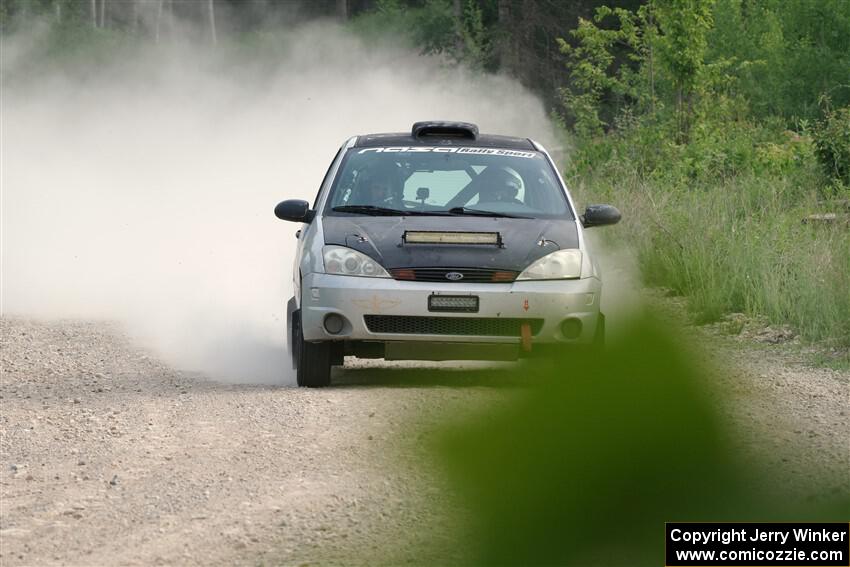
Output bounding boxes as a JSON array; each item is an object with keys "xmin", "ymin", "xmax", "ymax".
[
  {"xmin": 571, "ymin": 164, "xmax": 850, "ymax": 361},
  {"xmin": 808, "ymin": 349, "xmax": 850, "ymax": 371}
]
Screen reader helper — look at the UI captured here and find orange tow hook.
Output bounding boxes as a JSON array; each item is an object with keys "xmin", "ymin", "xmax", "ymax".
[{"xmin": 520, "ymin": 322, "xmax": 532, "ymax": 352}]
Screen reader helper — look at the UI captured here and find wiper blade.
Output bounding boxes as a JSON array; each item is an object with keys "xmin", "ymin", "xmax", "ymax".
[
  {"xmin": 332, "ymin": 205, "xmax": 409, "ymax": 216},
  {"xmin": 333, "ymin": 205, "xmax": 453, "ymax": 217},
  {"xmin": 333, "ymin": 205, "xmax": 528, "ymax": 218},
  {"xmin": 403, "ymin": 210, "xmax": 453, "ymax": 216},
  {"xmin": 447, "ymin": 207, "xmax": 530, "ymax": 219}
]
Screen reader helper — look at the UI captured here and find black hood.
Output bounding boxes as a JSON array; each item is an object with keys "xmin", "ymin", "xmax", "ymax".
[{"xmin": 321, "ymin": 215, "xmax": 578, "ymax": 272}]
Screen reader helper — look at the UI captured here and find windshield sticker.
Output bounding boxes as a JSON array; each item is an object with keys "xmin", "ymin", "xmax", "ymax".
[{"xmin": 357, "ymin": 147, "xmax": 537, "ymax": 159}]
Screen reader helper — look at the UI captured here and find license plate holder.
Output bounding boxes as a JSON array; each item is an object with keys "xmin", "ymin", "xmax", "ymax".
[{"xmin": 428, "ymin": 295, "xmax": 479, "ymax": 313}]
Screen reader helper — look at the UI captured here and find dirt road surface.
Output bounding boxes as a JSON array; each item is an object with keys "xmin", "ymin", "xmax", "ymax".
[{"xmin": 1, "ymin": 317, "xmax": 847, "ymax": 566}]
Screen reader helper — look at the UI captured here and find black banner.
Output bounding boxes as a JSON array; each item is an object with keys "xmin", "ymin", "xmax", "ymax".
[{"xmin": 666, "ymin": 523, "xmax": 849, "ymax": 566}]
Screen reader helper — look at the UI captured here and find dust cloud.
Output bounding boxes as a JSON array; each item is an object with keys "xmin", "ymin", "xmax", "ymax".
[{"xmin": 1, "ymin": 22, "xmax": 559, "ymax": 384}]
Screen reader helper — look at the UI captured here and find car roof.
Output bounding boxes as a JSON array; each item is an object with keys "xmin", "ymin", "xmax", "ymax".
[
  {"xmin": 354, "ymin": 132, "xmax": 535, "ymax": 150},
  {"xmin": 353, "ymin": 122, "xmax": 536, "ymax": 150}
]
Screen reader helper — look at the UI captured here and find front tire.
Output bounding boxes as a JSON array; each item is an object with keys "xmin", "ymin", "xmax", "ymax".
[{"xmin": 293, "ymin": 313, "xmax": 331, "ymax": 388}]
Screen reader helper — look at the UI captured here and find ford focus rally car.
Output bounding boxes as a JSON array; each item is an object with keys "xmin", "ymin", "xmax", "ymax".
[{"xmin": 275, "ymin": 121, "xmax": 621, "ymax": 387}]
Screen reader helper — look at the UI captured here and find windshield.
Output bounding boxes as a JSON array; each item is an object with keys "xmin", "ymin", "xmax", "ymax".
[{"xmin": 324, "ymin": 146, "xmax": 573, "ymax": 219}]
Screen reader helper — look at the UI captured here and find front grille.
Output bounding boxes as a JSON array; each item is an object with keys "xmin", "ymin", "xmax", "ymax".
[
  {"xmin": 364, "ymin": 315, "xmax": 543, "ymax": 337},
  {"xmin": 389, "ymin": 267, "xmax": 518, "ymax": 283}
]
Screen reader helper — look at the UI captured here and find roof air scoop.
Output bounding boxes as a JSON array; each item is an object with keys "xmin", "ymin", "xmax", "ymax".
[{"xmin": 412, "ymin": 121, "xmax": 479, "ymax": 140}]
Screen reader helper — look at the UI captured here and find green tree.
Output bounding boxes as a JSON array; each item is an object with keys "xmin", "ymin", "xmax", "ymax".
[
  {"xmin": 653, "ymin": 0, "xmax": 715, "ymax": 139},
  {"xmin": 709, "ymin": 0, "xmax": 850, "ymax": 122},
  {"xmin": 558, "ymin": 5, "xmax": 656, "ymax": 139}
]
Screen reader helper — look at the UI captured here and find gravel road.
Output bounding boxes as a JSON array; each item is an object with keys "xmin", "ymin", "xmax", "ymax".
[{"xmin": 1, "ymin": 316, "xmax": 847, "ymax": 566}]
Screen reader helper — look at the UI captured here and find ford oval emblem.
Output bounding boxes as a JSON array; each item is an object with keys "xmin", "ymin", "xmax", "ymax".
[{"xmin": 445, "ymin": 272, "xmax": 464, "ymax": 281}]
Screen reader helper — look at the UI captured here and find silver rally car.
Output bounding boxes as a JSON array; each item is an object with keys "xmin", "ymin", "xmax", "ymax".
[{"xmin": 275, "ymin": 121, "xmax": 621, "ymax": 386}]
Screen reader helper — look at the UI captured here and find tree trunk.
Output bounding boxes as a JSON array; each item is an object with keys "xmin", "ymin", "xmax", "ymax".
[
  {"xmin": 155, "ymin": 0, "xmax": 163, "ymax": 43},
  {"xmin": 336, "ymin": 0, "xmax": 348, "ymax": 21},
  {"xmin": 55, "ymin": 1, "xmax": 62, "ymax": 24},
  {"xmin": 647, "ymin": 6, "xmax": 655, "ymax": 114},
  {"xmin": 166, "ymin": 0, "xmax": 173, "ymax": 38},
  {"xmin": 517, "ymin": 0, "xmax": 535, "ymax": 82},
  {"xmin": 91, "ymin": 0, "xmax": 97, "ymax": 28},
  {"xmin": 208, "ymin": 0, "xmax": 217, "ymax": 45},
  {"xmin": 497, "ymin": 0, "xmax": 512, "ymax": 72},
  {"xmin": 131, "ymin": 0, "xmax": 139, "ymax": 33},
  {"xmin": 453, "ymin": 0, "xmax": 464, "ymax": 56},
  {"xmin": 676, "ymin": 86, "xmax": 684, "ymax": 142},
  {"xmin": 99, "ymin": 0, "xmax": 106, "ymax": 29}
]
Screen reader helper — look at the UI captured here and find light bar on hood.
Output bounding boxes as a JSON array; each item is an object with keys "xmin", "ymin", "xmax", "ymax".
[{"xmin": 403, "ymin": 231, "xmax": 501, "ymax": 245}]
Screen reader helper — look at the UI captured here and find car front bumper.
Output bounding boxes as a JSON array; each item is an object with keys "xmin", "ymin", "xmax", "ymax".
[{"xmin": 300, "ymin": 273, "xmax": 602, "ymax": 346}]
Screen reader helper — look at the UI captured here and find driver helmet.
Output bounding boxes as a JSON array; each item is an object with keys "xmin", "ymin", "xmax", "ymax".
[
  {"xmin": 356, "ymin": 164, "xmax": 403, "ymax": 206},
  {"xmin": 482, "ymin": 167, "xmax": 521, "ymax": 203}
]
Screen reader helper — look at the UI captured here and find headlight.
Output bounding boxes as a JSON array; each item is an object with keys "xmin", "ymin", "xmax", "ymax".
[
  {"xmin": 322, "ymin": 246, "xmax": 390, "ymax": 278},
  {"xmin": 516, "ymin": 249, "xmax": 583, "ymax": 280}
]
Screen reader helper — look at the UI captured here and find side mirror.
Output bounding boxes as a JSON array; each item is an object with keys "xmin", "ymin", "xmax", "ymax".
[
  {"xmin": 274, "ymin": 199, "xmax": 314, "ymax": 223},
  {"xmin": 581, "ymin": 204, "xmax": 621, "ymax": 228}
]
